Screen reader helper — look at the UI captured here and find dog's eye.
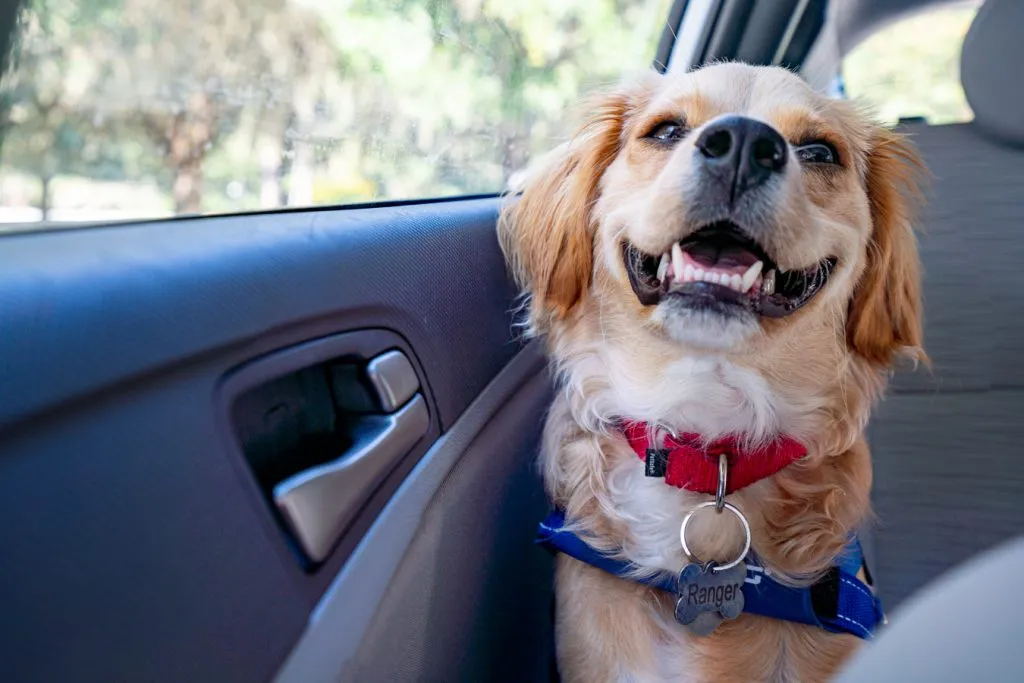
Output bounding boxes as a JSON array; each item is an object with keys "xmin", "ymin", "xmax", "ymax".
[
  {"xmin": 795, "ymin": 141, "xmax": 840, "ymax": 165},
  {"xmin": 645, "ymin": 121, "xmax": 687, "ymax": 144}
]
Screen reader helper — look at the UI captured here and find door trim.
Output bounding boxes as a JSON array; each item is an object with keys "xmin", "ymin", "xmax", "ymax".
[{"xmin": 272, "ymin": 341, "xmax": 548, "ymax": 683}]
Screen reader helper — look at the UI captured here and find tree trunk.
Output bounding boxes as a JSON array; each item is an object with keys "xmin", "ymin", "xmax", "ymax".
[
  {"xmin": 259, "ymin": 140, "xmax": 281, "ymax": 209},
  {"xmin": 40, "ymin": 174, "xmax": 51, "ymax": 221},
  {"xmin": 172, "ymin": 158, "xmax": 203, "ymax": 215},
  {"xmin": 286, "ymin": 92, "xmax": 317, "ymax": 208},
  {"xmin": 165, "ymin": 99, "xmax": 212, "ymax": 215},
  {"xmin": 287, "ymin": 141, "xmax": 314, "ymax": 208}
]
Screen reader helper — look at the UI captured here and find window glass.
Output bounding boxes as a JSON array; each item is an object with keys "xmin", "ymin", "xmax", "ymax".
[
  {"xmin": 842, "ymin": 4, "xmax": 978, "ymax": 126},
  {"xmin": 0, "ymin": 0, "xmax": 672, "ymax": 226}
]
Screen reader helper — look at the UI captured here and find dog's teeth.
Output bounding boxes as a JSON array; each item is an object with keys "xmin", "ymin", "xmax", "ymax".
[
  {"xmin": 741, "ymin": 261, "xmax": 764, "ymax": 293},
  {"xmin": 683, "ymin": 264, "xmax": 695, "ymax": 282},
  {"xmin": 671, "ymin": 243, "xmax": 685, "ymax": 282},
  {"xmin": 694, "ymin": 268, "xmax": 705, "ymax": 282},
  {"xmin": 729, "ymin": 274, "xmax": 742, "ymax": 291},
  {"xmin": 762, "ymin": 269, "xmax": 776, "ymax": 295},
  {"xmin": 656, "ymin": 253, "xmax": 670, "ymax": 281}
]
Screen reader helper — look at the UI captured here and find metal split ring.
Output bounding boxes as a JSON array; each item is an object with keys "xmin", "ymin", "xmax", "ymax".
[
  {"xmin": 715, "ymin": 452, "xmax": 727, "ymax": 512},
  {"xmin": 680, "ymin": 501, "xmax": 752, "ymax": 573}
]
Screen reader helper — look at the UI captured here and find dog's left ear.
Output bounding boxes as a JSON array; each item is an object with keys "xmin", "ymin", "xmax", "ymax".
[{"xmin": 847, "ymin": 128, "xmax": 927, "ymax": 367}]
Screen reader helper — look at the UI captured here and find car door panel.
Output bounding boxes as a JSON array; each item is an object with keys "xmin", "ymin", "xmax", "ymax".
[
  {"xmin": 275, "ymin": 344, "xmax": 552, "ymax": 683},
  {"xmin": 0, "ymin": 196, "xmax": 554, "ymax": 682},
  {"xmin": 0, "ymin": 198, "xmax": 517, "ymax": 431}
]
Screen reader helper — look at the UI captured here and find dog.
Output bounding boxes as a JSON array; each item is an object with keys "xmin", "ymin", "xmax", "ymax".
[{"xmin": 498, "ymin": 62, "xmax": 924, "ymax": 683}]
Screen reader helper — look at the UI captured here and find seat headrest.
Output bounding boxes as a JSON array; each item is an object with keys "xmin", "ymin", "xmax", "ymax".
[{"xmin": 961, "ymin": 0, "xmax": 1024, "ymax": 145}]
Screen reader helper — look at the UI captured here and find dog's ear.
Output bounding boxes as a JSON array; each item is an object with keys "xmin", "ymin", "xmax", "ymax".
[
  {"xmin": 499, "ymin": 84, "xmax": 639, "ymax": 329},
  {"xmin": 847, "ymin": 128, "xmax": 926, "ymax": 367}
]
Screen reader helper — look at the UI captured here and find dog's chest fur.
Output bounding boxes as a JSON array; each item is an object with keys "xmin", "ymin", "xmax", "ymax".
[
  {"xmin": 561, "ymin": 347, "xmax": 795, "ymax": 570},
  {"xmin": 548, "ymin": 347, "xmax": 844, "ymax": 682},
  {"xmin": 564, "ymin": 342, "xmax": 790, "ymax": 441}
]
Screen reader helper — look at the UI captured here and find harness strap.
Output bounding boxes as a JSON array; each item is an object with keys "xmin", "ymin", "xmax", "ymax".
[{"xmin": 537, "ymin": 509, "xmax": 884, "ymax": 640}]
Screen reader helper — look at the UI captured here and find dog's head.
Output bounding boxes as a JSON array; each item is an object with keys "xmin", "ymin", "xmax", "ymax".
[{"xmin": 500, "ymin": 63, "xmax": 923, "ymax": 370}]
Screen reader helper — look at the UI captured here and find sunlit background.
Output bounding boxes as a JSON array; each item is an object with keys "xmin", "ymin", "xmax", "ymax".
[{"xmin": 0, "ymin": 0, "xmax": 975, "ymax": 226}]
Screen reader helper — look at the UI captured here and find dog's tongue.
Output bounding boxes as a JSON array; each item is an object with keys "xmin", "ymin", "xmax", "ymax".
[{"xmin": 684, "ymin": 242, "xmax": 760, "ymax": 274}]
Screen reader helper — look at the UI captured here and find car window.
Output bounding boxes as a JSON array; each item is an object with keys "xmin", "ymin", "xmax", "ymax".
[
  {"xmin": 0, "ymin": 0, "xmax": 672, "ymax": 227},
  {"xmin": 842, "ymin": 3, "xmax": 978, "ymax": 126}
]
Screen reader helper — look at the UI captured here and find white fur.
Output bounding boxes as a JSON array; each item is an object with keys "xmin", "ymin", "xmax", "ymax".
[
  {"xmin": 607, "ymin": 454, "xmax": 701, "ymax": 572},
  {"xmin": 547, "ymin": 330, "xmax": 805, "ymax": 681},
  {"xmin": 555, "ymin": 334, "xmax": 787, "ymax": 442},
  {"xmin": 551, "ymin": 321, "xmax": 796, "ymax": 561},
  {"xmin": 650, "ymin": 304, "xmax": 761, "ymax": 351}
]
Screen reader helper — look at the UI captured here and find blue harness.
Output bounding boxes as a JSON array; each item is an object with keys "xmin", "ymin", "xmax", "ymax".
[{"xmin": 537, "ymin": 509, "xmax": 884, "ymax": 639}]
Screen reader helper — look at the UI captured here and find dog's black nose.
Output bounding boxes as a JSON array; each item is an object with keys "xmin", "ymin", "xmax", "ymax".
[{"xmin": 695, "ymin": 115, "xmax": 787, "ymax": 201}]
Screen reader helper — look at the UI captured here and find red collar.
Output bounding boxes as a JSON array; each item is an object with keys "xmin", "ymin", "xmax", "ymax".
[{"xmin": 621, "ymin": 421, "xmax": 807, "ymax": 494}]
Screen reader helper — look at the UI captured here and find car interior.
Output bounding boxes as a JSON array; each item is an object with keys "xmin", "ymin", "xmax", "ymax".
[{"xmin": 0, "ymin": 0, "xmax": 1021, "ymax": 681}]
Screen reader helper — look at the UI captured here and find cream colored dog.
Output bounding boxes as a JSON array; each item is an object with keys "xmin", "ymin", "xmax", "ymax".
[{"xmin": 500, "ymin": 62, "xmax": 924, "ymax": 682}]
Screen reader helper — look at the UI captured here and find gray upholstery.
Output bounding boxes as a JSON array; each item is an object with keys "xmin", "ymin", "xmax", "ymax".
[
  {"xmin": 889, "ymin": 122, "xmax": 1024, "ymax": 395},
  {"xmin": 961, "ymin": 0, "xmax": 1024, "ymax": 145},
  {"xmin": 836, "ymin": 537, "xmax": 1024, "ymax": 682},
  {"xmin": 871, "ymin": 120, "xmax": 1024, "ymax": 608}
]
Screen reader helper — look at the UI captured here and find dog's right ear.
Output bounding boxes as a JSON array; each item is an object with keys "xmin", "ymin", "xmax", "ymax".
[
  {"xmin": 847, "ymin": 127, "xmax": 927, "ymax": 367},
  {"xmin": 499, "ymin": 83, "xmax": 642, "ymax": 330}
]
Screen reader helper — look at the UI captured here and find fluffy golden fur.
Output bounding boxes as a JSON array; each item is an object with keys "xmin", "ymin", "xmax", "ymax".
[{"xmin": 499, "ymin": 63, "xmax": 924, "ymax": 683}]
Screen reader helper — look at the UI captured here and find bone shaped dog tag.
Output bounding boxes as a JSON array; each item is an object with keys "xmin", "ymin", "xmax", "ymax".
[{"xmin": 674, "ymin": 561, "xmax": 746, "ymax": 636}]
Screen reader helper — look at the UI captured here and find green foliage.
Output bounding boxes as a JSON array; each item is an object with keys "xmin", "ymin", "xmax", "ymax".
[
  {"xmin": 843, "ymin": 6, "xmax": 975, "ymax": 126},
  {"xmin": 4, "ymin": 1, "xmax": 976, "ymax": 222},
  {"xmin": 1, "ymin": 2, "xmax": 97, "ymax": 184},
  {"xmin": 0, "ymin": 0, "xmax": 673, "ymax": 220}
]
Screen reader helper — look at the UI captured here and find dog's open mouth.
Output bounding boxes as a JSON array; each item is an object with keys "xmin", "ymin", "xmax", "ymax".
[{"xmin": 623, "ymin": 221, "xmax": 837, "ymax": 319}]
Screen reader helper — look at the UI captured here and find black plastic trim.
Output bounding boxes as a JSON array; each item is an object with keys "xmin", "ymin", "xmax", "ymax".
[
  {"xmin": 776, "ymin": 0, "xmax": 827, "ymax": 71},
  {"xmin": 0, "ymin": 192, "xmax": 501, "ymax": 238},
  {"xmin": 810, "ymin": 567, "xmax": 842, "ymax": 620},
  {"xmin": 654, "ymin": 0, "xmax": 691, "ymax": 72},
  {"xmin": 735, "ymin": 0, "xmax": 800, "ymax": 64},
  {"xmin": 0, "ymin": 0, "xmax": 23, "ymax": 76},
  {"xmin": 702, "ymin": 0, "xmax": 756, "ymax": 63},
  {"xmin": 699, "ymin": 0, "xmax": 824, "ymax": 70}
]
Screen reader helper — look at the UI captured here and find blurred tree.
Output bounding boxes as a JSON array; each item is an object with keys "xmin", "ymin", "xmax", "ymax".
[
  {"xmin": 843, "ymin": 7, "xmax": 975, "ymax": 125},
  {"xmin": 311, "ymin": 0, "xmax": 670, "ymax": 202},
  {"xmin": 0, "ymin": 0, "xmax": 673, "ymax": 219},
  {"xmin": 0, "ymin": 0, "xmax": 96, "ymax": 218},
  {"xmin": 79, "ymin": 0, "xmax": 332, "ymax": 213}
]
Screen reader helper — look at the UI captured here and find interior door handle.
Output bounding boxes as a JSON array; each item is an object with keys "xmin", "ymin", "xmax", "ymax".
[
  {"xmin": 273, "ymin": 393, "xmax": 429, "ymax": 563},
  {"xmin": 225, "ymin": 334, "xmax": 435, "ymax": 569}
]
